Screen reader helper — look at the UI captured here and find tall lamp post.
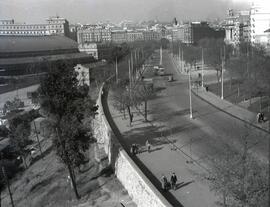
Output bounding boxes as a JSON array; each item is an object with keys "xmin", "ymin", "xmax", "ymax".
[
  {"xmin": 189, "ymin": 65, "xmax": 193, "ymax": 119},
  {"xmin": 201, "ymin": 47, "xmax": 204, "ymax": 88}
]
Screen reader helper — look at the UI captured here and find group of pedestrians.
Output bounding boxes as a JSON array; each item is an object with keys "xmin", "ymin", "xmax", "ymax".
[
  {"xmin": 130, "ymin": 144, "xmax": 139, "ymax": 155},
  {"xmin": 161, "ymin": 172, "xmax": 178, "ymax": 192},
  {"xmin": 257, "ymin": 112, "xmax": 265, "ymax": 123},
  {"xmin": 130, "ymin": 140, "xmax": 151, "ymax": 155}
]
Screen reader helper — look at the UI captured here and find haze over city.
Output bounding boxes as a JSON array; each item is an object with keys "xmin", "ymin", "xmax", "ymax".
[{"xmin": 0, "ymin": 0, "xmax": 249, "ymax": 24}]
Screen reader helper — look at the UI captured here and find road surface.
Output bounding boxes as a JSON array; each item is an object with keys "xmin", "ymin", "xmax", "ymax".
[{"xmin": 109, "ymin": 50, "xmax": 270, "ymax": 207}]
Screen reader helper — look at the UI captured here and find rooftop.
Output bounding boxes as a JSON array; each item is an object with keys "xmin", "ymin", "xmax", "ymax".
[{"xmin": 0, "ymin": 36, "xmax": 78, "ymax": 53}]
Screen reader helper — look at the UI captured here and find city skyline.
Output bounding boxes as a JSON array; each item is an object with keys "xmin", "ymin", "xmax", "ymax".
[{"xmin": 0, "ymin": 0, "xmax": 249, "ymax": 24}]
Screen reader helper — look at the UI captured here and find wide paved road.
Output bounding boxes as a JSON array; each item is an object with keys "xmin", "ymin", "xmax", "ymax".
[
  {"xmin": 109, "ymin": 50, "xmax": 270, "ymax": 207},
  {"xmin": 150, "ymin": 51, "xmax": 270, "ymax": 165}
]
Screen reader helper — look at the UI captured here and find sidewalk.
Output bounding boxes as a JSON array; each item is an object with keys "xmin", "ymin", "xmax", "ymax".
[
  {"xmin": 107, "ymin": 94, "xmax": 219, "ymax": 207},
  {"xmin": 192, "ymin": 84, "xmax": 269, "ymax": 133},
  {"xmin": 170, "ymin": 53, "xmax": 269, "ymax": 133}
]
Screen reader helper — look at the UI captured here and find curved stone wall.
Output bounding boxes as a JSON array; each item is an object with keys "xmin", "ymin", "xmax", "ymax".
[{"xmin": 93, "ymin": 79, "xmax": 173, "ymax": 207}]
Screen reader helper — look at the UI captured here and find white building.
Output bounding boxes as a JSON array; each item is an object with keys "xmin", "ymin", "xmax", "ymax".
[
  {"xmin": 0, "ymin": 16, "xmax": 69, "ymax": 37},
  {"xmin": 78, "ymin": 43, "xmax": 98, "ymax": 59},
  {"xmin": 250, "ymin": 1, "xmax": 270, "ymax": 45},
  {"xmin": 74, "ymin": 64, "xmax": 90, "ymax": 86},
  {"xmin": 224, "ymin": 9, "xmax": 250, "ymax": 45}
]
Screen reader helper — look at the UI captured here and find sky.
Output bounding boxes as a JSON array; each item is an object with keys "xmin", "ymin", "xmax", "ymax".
[{"xmin": 0, "ymin": 0, "xmax": 250, "ymax": 24}]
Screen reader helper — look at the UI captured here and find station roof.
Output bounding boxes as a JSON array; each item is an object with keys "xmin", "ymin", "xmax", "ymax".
[
  {"xmin": 0, "ymin": 52, "xmax": 91, "ymax": 66},
  {"xmin": 0, "ymin": 35, "xmax": 78, "ymax": 53}
]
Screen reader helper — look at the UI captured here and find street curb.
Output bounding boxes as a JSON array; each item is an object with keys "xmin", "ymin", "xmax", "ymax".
[{"xmin": 192, "ymin": 89, "xmax": 270, "ymax": 134}]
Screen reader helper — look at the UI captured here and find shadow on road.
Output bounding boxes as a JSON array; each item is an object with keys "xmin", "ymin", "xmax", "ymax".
[{"xmin": 175, "ymin": 180, "xmax": 195, "ymax": 190}]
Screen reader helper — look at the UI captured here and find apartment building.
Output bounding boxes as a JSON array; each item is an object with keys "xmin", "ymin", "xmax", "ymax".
[{"xmin": 0, "ymin": 16, "xmax": 70, "ymax": 36}]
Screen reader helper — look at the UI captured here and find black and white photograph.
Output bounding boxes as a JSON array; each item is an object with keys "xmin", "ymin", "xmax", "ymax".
[{"xmin": 0, "ymin": 0, "xmax": 270, "ymax": 206}]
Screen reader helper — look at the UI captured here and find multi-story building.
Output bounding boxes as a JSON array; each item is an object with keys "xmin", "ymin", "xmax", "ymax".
[
  {"xmin": 0, "ymin": 19, "xmax": 14, "ymax": 25},
  {"xmin": 224, "ymin": 9, "xmax": 250, "ymax": 45},
  {"xmin": 78, "ymin": 42, "xmax": 112, "ymax": 60},
  {"xmin": 46, "ymin": 16, "xmax": 70, "ymax": 36},
  {"xmin": 0, "ymin": 16, "xmax": 69, "ymax": 36},
  {"xmin": 250, "ymin": 1, "xmax": 270, "ymax": 45},
  {"xmin": 142, "ymin": 31, "xmax": 161, "ymax": 41},
  {"xmin": 111, "ymin": 30, "xmax": 127, "ymax": 43},
  {"xmin": 126, "ymin": 31, "xmax": 143, "ymax": 42},
  {"xmin": 69, "ymin": 24, "xmax": 81, "ymax": 42},
  {"xmin": 77, "ymin": 26, "xmax": 111, "ymax": 44},
  {"xmin": 74, "ymin": 64, "xmax": 90, "ymax": 86},
  {"xmin": 178, "ymin": 22, "xmax": 225, "ymax": 44}
]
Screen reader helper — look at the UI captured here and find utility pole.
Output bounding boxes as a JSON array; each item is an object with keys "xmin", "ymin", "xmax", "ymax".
[
  {"xmin": 182, "ymin": 48, "xmax": 184, "ymax": 73},
  {"xmin": 131, "ymin": 52, "xmax": 134, "ymax": 84},
  {"xmin": 221, "ymin": 47, "xmax": 225, "ymax": 100},
  {"xmin": 115, "ymin": 57, "xmax": 118, "ymax": 84},
  {"xmin": 55, "ymin": 128, "xmax": 80, "ymax": 200},
  {"xmin": 179, "ymin": 45, "xmax": 181, "ymax": 70},
  {"xmin": 160, "ymin": 45, "xmax": 163, "ymax": 66},
  {"xmin": 189, "ymin": 65, "xmax": 193, "ymax": 119},
  {"xmin": 201, "ymin": 47, "xmax": 204, "ymax": 88},
  {"xmin": 1, "ymin": 167, "xmax": 15, "ymax": 207},
  {"xmin": 33, "ymin": 121, "xmax": 43, "ymax": 157},
  {"xmin": 128, "ymin": 59, "xmax": 132, "ymax": 91}
]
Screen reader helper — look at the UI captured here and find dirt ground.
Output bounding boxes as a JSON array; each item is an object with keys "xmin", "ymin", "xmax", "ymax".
[{"xmin": 1, "ymin": 134, "xmax": 135, "ymax": 207}]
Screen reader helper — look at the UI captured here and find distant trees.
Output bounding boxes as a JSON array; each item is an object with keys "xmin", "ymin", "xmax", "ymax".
[
  {"xmin": 3, "ymin": 98, "xmax": 24, "ymax": 114},
  {"xmin": 38, "ymin": 60, "xmax": 97, "ymax": 199},
  {"xmin": 205, "ymin": 136, "xmax": 268, "ymax": 207},
  {"xmin": 134, "ymin": 81, "xmax": 154, "ymax": 121},
  {"xmin": 8, "ymin": 110, "xmax": 40, "ymax": 168}
]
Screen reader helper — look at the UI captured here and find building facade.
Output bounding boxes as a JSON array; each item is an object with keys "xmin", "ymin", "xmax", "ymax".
[
  {"xmin": 126, "ymin": 31, "xmax": 143, "ymax": 42},
  {"xmin": 74, "ymin": 64, "xmax": 90, "ymax": 86},
  {"xmin": 0, "ymin": 16, "xmax": 69, "ymax": 37},
  {"xmin": 142, "ymin": 31, "xmax": 161, "ymax": 41},
  {"xmin": 177, "ymin": 22, "xmax": 225, "ymax": 44},
  {"xmin": 250, "ymin": 1, "xmax": 270, "ymax": 45},
  {"xmin": 224, "ymin": 9, "xmax": 250, "ymax": 45},
  {"xmin": 46, "ymin": 16, "xmax": 70, "ymax": 36},
  {"xmin": 78, "ymin": 42, "xmax": 112, "ymax": 60},
  {"xmin": 111, "ymin": 30, "xmax": 127, "ymax": 43},
  {"xmin": 77, "ymin": 26, "xmax": 111, "ymax": 44}
]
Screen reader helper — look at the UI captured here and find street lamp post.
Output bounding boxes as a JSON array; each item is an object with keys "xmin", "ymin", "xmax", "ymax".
[
  {"xmin": 221, "ymin": 46, "xmax": 225, "ymax": 100},
  {"xmin": 189, "ymin": 65, "xmax": 193, "ymax": 119},
  {"xmin": 115, "ymin": 57, "xmax": 118, "ymax": 84},
  {"xmin": 201, "ymin": 47, "xmax": 204, "ymax": 88},
  {"xmin": 221, "ymin": 59, "xmax": 224, "ymax": 99}
]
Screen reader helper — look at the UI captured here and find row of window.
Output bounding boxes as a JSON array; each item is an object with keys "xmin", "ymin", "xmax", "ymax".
[
  {"xmin": 0, "ymin": 30, "xmax": 46, "ymax": 35},
  {"xmin": 0, "ymin": 30, "xmax": 64, "ymax": 35},
  {"xmin": 0, "ymin": 24, "xmax": 64, "ymax": 30}
]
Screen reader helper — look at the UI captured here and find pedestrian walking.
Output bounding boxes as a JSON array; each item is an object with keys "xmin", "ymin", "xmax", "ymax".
[
  {"xmin": 170, "ymin": 172, "xmax": 178, "ymax": 190},
  {"xmin": 134, "ymin": 144, "xmax": 139, "ymax": 154},
  {"xmin": 146, "ymin": 140, "xmax": 151, "ymax": 152},
  {"xmin": 161, "ymin": 175, "xmax": 168, "ymax": 192},
  {"xmin": 130, "ymin": 144, "xmax": 136, "ymax": 155},
  {"xmin": 261, "ymin": 112, "xmax": 265, "ymax": 122}
]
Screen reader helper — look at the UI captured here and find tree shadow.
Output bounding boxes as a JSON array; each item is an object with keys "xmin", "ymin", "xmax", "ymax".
[
  {"xmin": 123, "ymin": 123, "xmax": 198, "ymax": 148},
  {"xmin": 175, "ymin": 180, "xmax": 195, "ymax": 190},
  {"xmin": 139, "ymin": 146, "xmax": 163, "ymax": 154}
]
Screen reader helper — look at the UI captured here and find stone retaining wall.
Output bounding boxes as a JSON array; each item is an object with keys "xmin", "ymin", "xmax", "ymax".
[{"xmin": 93, "ymin": 80, "xmax": 173, "ymax": 207}]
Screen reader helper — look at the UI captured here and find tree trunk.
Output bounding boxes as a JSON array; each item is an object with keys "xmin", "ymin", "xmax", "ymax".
[
  {"xmin": 123, "ymin": 107, "xmax": 126, "ymax": 119},
  {"xmin": 230, "ymin": 75, "xmax": 232, "ymax": 92},
  {"xmin": 127, "ymin": 106, "xmax": 132, "ymax": 126},
  {"xmin": 67, "ymin": 160, "xmax": 80, "ymax": 200},
  {"xmin": 223, "ymin": 191, "xmax": 227, "ymax": 207},
  {"xmin": 144, "ymin": 100, "xmax": 148, "ymax": 121}
]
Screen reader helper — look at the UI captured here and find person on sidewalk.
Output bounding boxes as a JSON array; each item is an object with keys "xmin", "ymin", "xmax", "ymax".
[
  {"xmin": 161, "ymin": 175, "xmax": 168, "ymax": 192},
  {"xmin": 130, "ymin": 144, "xmax": 136, "ymax": 155},
  {"xmin": 134, "ymin": 144, "xmax": 139, "ymax": 154},
  {"xmin": 146, "ymin": 140, "xmax": 151, "ymax": 153},
  {"xmin": 170, "ymin": 172, "xmax": 178, "ymax": 190}
]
